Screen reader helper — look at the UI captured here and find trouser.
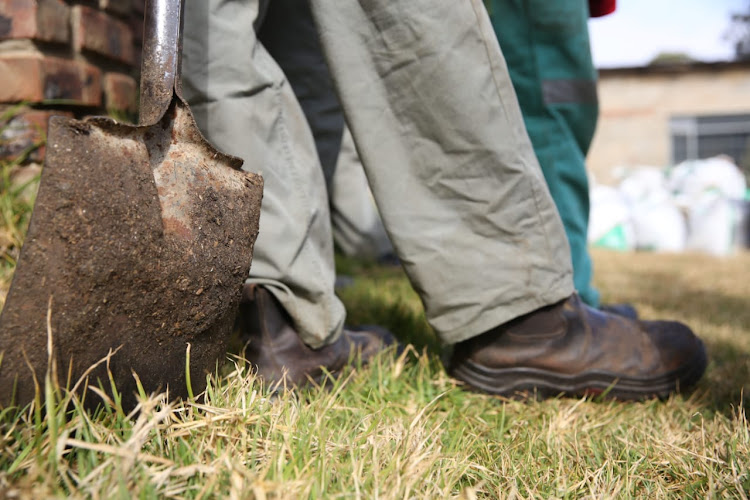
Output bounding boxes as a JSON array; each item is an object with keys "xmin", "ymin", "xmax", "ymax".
[
  {"xmin": 258, "ymin": 0, "xmax": 393, "ymax": 260},
  {"xmin": 487, "ymin": 0, "xmax": 601, "ymax": 306},
  {"xmin": 329, "ymin": 127, "xmax": 393, "ymax": 260},
  {"xmin": 181, "ymin": 0, "xmax": 573, "ymax": 347}
]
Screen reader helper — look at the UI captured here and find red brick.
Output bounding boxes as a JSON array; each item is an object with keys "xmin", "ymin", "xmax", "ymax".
[
  {"xmin": 0, "ymin": 54, "xmax": 43, "ymax": 102},
  {"xmin": 0, "ymin": 53, "xmax": 102, "ymax": 106},
  {"xmin": 0, "ymin": 108, "xmax": 73, "ymax": 161},
  {"xmin": 0, "ymin": 0, "xmax": 69, "ymax": 43},
  {"xmin": 103, "ymin": 72, "xmax": 136, "ymax": 112},
  {"xmin": 99, "ymin": 0, "xmax": 132, "ymax": 17},
  {"xmin": 72, "ymin": 5, "xmax": 135, "ymax": 65}
]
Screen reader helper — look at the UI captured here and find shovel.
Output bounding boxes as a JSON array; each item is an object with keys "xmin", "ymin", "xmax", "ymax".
[{"xmin": 0, "ymin": 0, "xmax": 263, "ymax": 410}]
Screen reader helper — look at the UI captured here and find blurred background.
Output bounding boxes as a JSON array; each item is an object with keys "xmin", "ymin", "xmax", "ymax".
[
  {"xmin": 584, "ymin": 0, "xmax": 750, "ymax": 255},
  {"xmin": 587, "ymin": 0, "xmax": 750, "ymax": 176}
]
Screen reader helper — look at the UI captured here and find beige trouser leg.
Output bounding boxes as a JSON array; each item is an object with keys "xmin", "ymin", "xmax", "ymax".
[
  {"xmin": 310, "ymin": 0, "xmax": 573, "ymax": 342},
  {"xmin": 183, "ymin": 0, "xmax": 573, "ymax": 347},
  {"xmin": 258, "ymin": 0, "xmax": 393, "ymax": 260},
  {"xmin": 330, "ymin": 127, "xmax": 394, "ymax": 260},
  {"xmin": 182, "ymin": 0, "xmax": 345, "ymax": 348}
]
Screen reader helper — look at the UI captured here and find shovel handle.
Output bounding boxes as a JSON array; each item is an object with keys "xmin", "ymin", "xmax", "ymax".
[{"xmin": 139, "ymin": 0, "xmax": 183, "ymax": 125}]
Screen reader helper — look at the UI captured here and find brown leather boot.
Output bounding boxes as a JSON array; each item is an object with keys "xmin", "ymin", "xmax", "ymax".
[
  {"xmin": 235, "ymin": 284, "xmax": 396, "ymax": 387},
  {"xmin": 448, "ymin": 294, "xmax": 707, "ymax": 400}
]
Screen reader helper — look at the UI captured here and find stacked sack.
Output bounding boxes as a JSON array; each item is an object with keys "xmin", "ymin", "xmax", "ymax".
[{"xmin": 589, "ymin": 156, "xmax": 750, "ymax": 255}]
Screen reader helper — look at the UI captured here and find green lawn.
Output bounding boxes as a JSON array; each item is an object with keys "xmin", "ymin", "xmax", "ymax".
[{"xmin": 0, "ymin": 162, "xmax": 748, "ymax": 498}]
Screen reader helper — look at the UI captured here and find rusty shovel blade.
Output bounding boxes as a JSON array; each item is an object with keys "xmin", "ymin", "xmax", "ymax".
[{"xmin": 0, "ymin": 1, "xmax": 263, "ymax": 410}]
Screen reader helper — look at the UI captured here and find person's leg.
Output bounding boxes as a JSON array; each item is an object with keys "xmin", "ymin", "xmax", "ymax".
[
  {"xmin": 256, "ymin": 0, "xmax": 343, "ymax": 187},
  {"xmin": 184, "ymin": 0, "xmax": 705, "ymax": 398},
  {"xmin": 488, "ymin": 0, "xmax": 600, "ymax": 307},
  {"xmin": 309, "ymin": 0, "xmax": 705, "ymax": 398},
  {"xmin": 329, "ymin": 127, "xmax": 394, "ymax": 260},
  {"xmin": 181, "ymin": 0, "xmax": 344, "ymax": 348},
  {"xmin": 259, "ymin": 0, "xmax": 393, "ymax": 261},
  {"xmin": 182, "ymin": 0, "xmax": 394, "ymax": 388},
  {"xmin": 310, "ymin": 0, "xmax": 574, "ymax": 344}
]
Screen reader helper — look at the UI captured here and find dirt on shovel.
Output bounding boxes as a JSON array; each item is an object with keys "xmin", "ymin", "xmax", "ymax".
[{"xmin": 0, "ymin": 98, "xmax": 263, "ymax": 410}]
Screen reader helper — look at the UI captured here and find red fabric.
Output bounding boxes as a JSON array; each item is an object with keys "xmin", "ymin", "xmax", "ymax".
[{"xmin": 589, "ymin": 0, "xmax": 616, "ymax": 17}]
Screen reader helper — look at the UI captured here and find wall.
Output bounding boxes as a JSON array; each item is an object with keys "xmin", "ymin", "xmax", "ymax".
[
  {"xmin": 588, "ymin": 62, "xmax": 750, "ymax": 183},
  {"xmin": 0, "ymin": 0, "xmax": 145, "ymax": 162}
]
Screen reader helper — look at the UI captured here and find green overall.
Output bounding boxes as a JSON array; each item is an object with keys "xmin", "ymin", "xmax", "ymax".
[{"xmin": 487, "ymin": 0, "xmax": 600, "ymax": 306}]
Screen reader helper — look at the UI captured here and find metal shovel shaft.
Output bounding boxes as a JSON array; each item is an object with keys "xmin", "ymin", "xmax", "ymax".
[{"xmin": 140, "ymin": 0, "xmax": 182, "ymax": 125}]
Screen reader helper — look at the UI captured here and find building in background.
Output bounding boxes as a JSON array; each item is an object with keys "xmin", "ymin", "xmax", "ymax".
[{"xmin": 588, "ymin": 60, "xmax": 750, "ymax": 183}]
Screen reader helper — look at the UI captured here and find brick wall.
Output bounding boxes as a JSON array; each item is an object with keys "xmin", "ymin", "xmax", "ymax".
[{"xmin": 0, "ymin": 0, "xmax": 145, "ymax": 162}]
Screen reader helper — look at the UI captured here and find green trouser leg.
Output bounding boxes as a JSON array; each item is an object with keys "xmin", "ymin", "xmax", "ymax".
[{"xmin": 487, "ymin": 0, "xmax": 600, "ymax": 306}]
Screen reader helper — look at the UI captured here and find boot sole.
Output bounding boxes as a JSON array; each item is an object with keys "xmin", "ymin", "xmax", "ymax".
[{"xmin": 449, "ymin": 340, "xmax": 708, "ymax": 401}]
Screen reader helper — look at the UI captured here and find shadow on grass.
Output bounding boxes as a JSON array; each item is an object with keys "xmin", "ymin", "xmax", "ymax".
[
  {"xmin": 336, "ymin": 276, "xmax": 443, "ymax": 357},
  {"xmin": 334, "ymin": 253, "xmax": 443, "ymax": 356},
  {"xmin": 605, "ymin": 267, "xmax": 750, "ymax": 332},
  {"xmin": 698, "ymin": 337, "xmax": 750, "ymax": 415},
  {"xmin": 607, "ymin": 267, "xmax": 750, "ymax": 414}
]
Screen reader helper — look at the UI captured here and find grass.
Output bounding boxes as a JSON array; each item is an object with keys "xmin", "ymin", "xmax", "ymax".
[
  {"xmin": 0, "ymin": 150, "xmax": 748, "ymax": 496},
  {"xmin": 0, "ymin": 105, "xmax": 42, "ymax": 309}
]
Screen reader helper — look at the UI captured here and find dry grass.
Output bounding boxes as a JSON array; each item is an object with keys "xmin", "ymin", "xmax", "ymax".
[
  {"xmin": 0, "ymin": 160, "xmax": 748, "ymax": 497},
  {"xmin": 592, "ymin": 249, "xmax": 750, "ymax": 412}
]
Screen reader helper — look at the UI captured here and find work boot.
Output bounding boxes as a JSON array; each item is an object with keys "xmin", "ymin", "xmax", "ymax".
[
  {"xmin": 600, "ymin": 303, "xmax": 638, "ymax": 320},
  {"xmin": 235, "ymin": 284, "xmax": 396, "ymax": 387},
  {"xmin": 448, "ymin": 294, "xmax": 707, "ymax": 400}
]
